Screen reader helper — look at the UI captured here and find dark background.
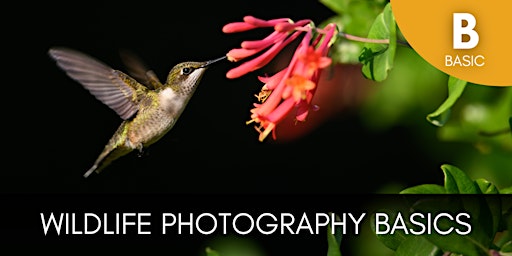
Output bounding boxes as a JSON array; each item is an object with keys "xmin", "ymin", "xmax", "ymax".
[
  {"xmin": 1, "ymin": 0, "xmax": 450, "ymax": 253},
  {"xmin": 4, "ymin": 0, "xmax": 442, "ymax": 194}
]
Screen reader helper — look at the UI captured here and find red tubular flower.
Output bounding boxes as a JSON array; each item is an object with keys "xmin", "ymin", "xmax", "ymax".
[
  {"xmin": 226, "ymin": 30, "xmax": 302, "ymax": 79},
  {"xmin": 274, "ymin": 19, "xmax": 311, "ymax": 32},
  {"xmin": 260, "ymin": 97, "xmax": 295, "ymax": 141},
  {"xmin": 223, "ymin": 16, "xmax": 337, "ymax": 142},
  {"xmin": 241, "ymin": 31, "xmax": 288, "ymax": 50},
  {"xmin": 222, "ymin": 22, "xmax": 258, "ymax": 33},
  {"xmin": 257, "ymin": 68, "xmax": 287, "ymax": 90},
  {"xmin": 243, "ymin": 16, "xmax": 290, "ymax": 27}
]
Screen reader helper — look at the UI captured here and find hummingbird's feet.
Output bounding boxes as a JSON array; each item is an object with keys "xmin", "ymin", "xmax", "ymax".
[{"xmin": 136, "ymin": 143, "xmax": 145, "ymax": 157}]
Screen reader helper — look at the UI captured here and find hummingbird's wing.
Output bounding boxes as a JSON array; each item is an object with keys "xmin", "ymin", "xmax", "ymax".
[
  {"xmin": 119, "ymin": 49, "xmax": 163, "ymax": 90},
  {"xmin": 49, "ymin": 47, "xmax": 148, "ymax": 120}
]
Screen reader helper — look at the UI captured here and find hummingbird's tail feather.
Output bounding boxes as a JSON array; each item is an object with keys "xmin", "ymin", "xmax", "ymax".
[
  {"xmin": 83, "ymin": 123, "xmax": 133, "ymax": 178},
  {"xmin": 83, "ymin": 145, "xmax": 132, "ymax": 178}
]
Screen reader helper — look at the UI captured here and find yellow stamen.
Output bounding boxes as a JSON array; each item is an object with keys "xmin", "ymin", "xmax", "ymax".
[
  {"xmin": 255, "ymin": 89, "xmax": 271, "ymax": 102},
  {"xmin": 259, "ymin": 123, "xmax": 275, "ymax": 142}
]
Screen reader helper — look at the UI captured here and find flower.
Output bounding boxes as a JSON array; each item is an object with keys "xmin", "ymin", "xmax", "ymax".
[{"xmin": 223, "ymin": 16, "xmax": 337, "ymax": 141}]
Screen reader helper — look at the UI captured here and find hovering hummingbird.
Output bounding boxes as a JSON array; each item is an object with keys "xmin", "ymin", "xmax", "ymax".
[{"xmin": 48, "ymin": 47, "xmax": 225, "ymax": 178}]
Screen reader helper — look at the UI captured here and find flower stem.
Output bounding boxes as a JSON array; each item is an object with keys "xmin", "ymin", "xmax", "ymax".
[
  {"xmin": 339, "ymin": 32, "xmax": 389, "ymax": 44},
  {"xmin": 338, "ymin": 32, "xmax": 411, "ymax": 47}
]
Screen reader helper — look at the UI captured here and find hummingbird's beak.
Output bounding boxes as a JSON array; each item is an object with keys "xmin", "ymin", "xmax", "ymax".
[{"xmin": 201, "ymin": 55, "xmax": 227, "ymax": 68}]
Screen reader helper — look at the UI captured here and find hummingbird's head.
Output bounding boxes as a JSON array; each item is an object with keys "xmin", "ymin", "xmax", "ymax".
[{"xmin": 166, "ymin": 56, "xmax": 226, "ymax": 95}]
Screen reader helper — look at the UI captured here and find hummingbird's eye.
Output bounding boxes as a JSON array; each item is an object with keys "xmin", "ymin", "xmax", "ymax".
[{"xmin": 181, "ymin": 67, "xmax": 193, "ymax": 75}]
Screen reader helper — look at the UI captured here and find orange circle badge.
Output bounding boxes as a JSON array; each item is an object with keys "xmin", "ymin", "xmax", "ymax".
[{"xmin": 391, "ymin": 0, "xmax": 512, "ymax": 86}]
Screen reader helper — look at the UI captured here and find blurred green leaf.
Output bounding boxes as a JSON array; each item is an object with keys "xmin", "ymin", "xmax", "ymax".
[
  {"xmin": 438, "ymin": 86, "xmax": 512, "ymax": 143},
  {"xmin": 332, "ymin": 213, "xmax": 344, "ymax": 246},
  {"xmin": 500, "ymin": 186, "xmax": 512, "ymax": 194},
  {"xmin": 502, "ymin": 241, "xmax": 512, "ymax": 252},
  {"xmin": 327, "ymin": 221, "xmax": 343, "ymax": 256},
  {"xmin": 499, "ymin": 208, "xmax": 512, "ymax": 249},
  {"xmin": 442, "ymin": 164, "xmax": 479, "ymax": 194},
  {"xmin": 320, "ymin": 0, "xmax": 349, "ymax": 14},
  {"xmin": 394, "ymin": 236, "xmax": 441, "ymax": 256},
  {"xmin": 359, "ymin": 47, "xmax": 447, "ymax": 130},
  {"xmin": 320, "ymin": 0, "xmax": 386, "ymax": 63},
  {"xmin": 206, "ymin": 247, "xmax": 221, "ymax": 256},
  {"xmin": 360, "ymin": 3, "xmax": 396, "ymax": 81},
  {"xmin": 322, "ymin": 16, "xmax": 364, "ymax": 63},
  {"xmin": 370, "ymin": 209, "xmax": 407, "ymax": 250},
  {"xmin": 399, "ymin": 184, "xmax": 445, "ymax": 194},
  {"xmin": 320, "ymin": 0, "xmax": 385, "ymax": 36},
  {"xmin": 204, "ymin": 236, "xmax": 264, "ymax": 256},
  {"xmin": 427, "ymin": 76, "xmax": 467, "ymax": 127}
]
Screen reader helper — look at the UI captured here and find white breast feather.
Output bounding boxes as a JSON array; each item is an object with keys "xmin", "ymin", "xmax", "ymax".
[{"xmin": 159, "ymin": 88, "xmax": 186, "ymax": 116}]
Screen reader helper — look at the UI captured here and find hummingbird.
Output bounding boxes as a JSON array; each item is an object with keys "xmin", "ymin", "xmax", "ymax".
[{"xmin": 48, "ymin": 47, "xmax": 226, "ymax": 178}]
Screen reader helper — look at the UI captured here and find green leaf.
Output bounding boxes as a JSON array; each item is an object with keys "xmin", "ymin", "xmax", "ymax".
[
  {"xmin": 410, "ymin": 197, "xmax": 493, "ymax": 256},
  {"xmin": 400, "ymin": 184, "xmax": 446, "ymax": 194},
  {"xmin": 426, "ymin": 76, "xmax": 467, "ymax": 126},
  {"xmin": 425, "ymin": 230, "xmax": 489, "ymax": 256},
  {"xmin": 483, "ymin": 196, "xmax": 503, "ymax": 240},
  {"xmin": 327, "ymin": 222, "xmax": 343, "ymax": 256},
  {"xmin": 442, "ymin": 164, "xmax": 479, "ymax": 194},
  {"xmin": 475, "ymin": 179, "xmax": 499, "ymax": 195},
  {"xmin": 395, "ymin": 236, "xmax": 442, "ymax": 256},
  {"xmin": 474, "ymin": 179, "xmax": 502, "ymax": 237},
  {"xmin": 406, "ymin": 166, "xmax": 500, "ymax": 240},
  {"xmin": 360, "ymin": 2, "xmax": 396, "ymax": 81}
]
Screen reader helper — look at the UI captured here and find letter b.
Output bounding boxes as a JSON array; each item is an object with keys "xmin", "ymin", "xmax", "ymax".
[{"xmin": 453, "ymin": 13, "xmax": 479, "ymax": 49}]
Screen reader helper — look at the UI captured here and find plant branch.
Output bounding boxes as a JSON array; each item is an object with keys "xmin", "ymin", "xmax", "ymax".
[{"xmin": 478, "ymin": 128, "xmax": 511, "ymax": 137}]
